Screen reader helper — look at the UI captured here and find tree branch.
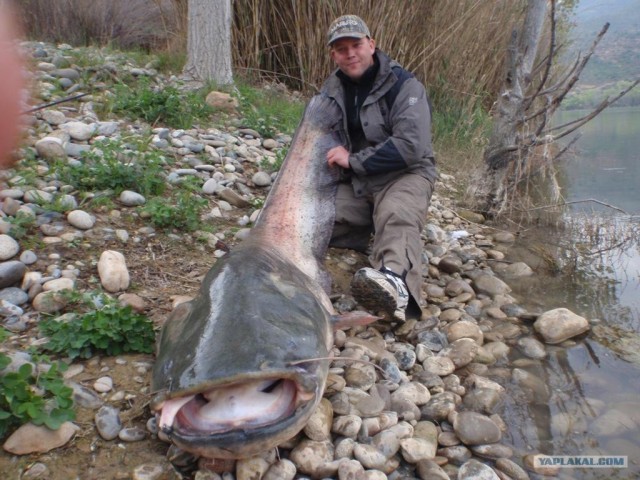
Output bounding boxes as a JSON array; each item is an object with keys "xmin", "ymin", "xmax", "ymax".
[
  {"xmin": 550, "ymin": 133, "xmax": 580, "ymax": 163},
  {"xmin": 548, "ymin": 78, "xmax": 640, "ymax": 140},
  {"xmin": 548, "ymin": 22, "xmax": 610, "ymax": 111}
]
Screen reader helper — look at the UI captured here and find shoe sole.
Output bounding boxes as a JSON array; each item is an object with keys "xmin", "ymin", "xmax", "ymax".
[{"xmin": 351, "ymin": 269, "xmax": 405, "ymax": 322}]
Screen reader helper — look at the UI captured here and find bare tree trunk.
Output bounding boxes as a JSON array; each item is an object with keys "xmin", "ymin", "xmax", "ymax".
[
  {"xmin": 183, "ymin": 0, "xmax": 233, "ymax": 85},
  {"xmin": 481, "ymin": 0, "xmax": 548, "ymax": 214},
  {"xmin": 475, "ymin": 0, "xmax": 639, "ymax": 218}
]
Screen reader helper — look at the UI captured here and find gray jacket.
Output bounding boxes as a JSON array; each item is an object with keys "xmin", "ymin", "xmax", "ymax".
[{"xmin": 321, "ymin": 49, "xmax": 436, "ymax": 197}]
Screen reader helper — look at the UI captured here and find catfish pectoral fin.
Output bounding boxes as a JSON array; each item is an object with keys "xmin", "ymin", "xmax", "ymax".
[{"xmin": 331, "ymin": 310, "xmax": 381, "ymax": 330}]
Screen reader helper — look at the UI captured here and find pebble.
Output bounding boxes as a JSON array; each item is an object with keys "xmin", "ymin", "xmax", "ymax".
[
  {"xmin": 438, "ymin": 445, "xmax": 472, "ymax": 466},
  {"xmin": 0, "ymin": 235, "xmax": 20, "ymax": 261},
  {"xmin": 423, "ymin": 355, "xmax": 456, "ymax": 376},
  {"xmin": 68, "ymin": 381, "xmax": 104, "ymax": 409},
  {"xmin": 3, "ymin": 422, "xmax": 79, "ymax": 454},
  {"xmin": 97, "ymin": 250, "xmax": 130, "ymax": 292},
  {"xmin": 332, "ymin": 414, "xmax": 362, "ymax": 438},
  {"xmin": 34, "ymin": 136, "xmax": 66, "ymax": 160},
  {"xmin": 119, "ymin": 426, "xmax": 147, "ymax": 442},
  {"xmin": 93, "ymin": 376, "xmax": 114, "ymax": 393},
  {"xmin": 533, "ymin": 307, "xmax": 590, "ymax": 344},
  {"xmin": 458, "ymin": 459, "xmax": 500, "ymax": 479},
  {"xmin": 20, "ymin": 250, "xmax": 38, "ymax": 265},
  {"xmin": 420, "ymin": 392, "xmax": 458, "ymax": 422},
  {"xmin": 67, "ymin": 209, "xmax": 96, "ymax": 229},
  {"xmin": 337, "ymin": 459, "xmax": 365, "ymax": 479},
  {"xmin": 94, "ymin": 405, "xmax": 122, "ymax": 440},
  {"xmin": 119, "ymin": 190, "xmax": 146, "ymax": 206},
  {"xmin": 391, "ymin": 382, "xmax": 431, "ymax": 406},
  {"xmin": 0, "ymin": 287, "xmax": 29, "ymax": 305},
  {"xmin": 494, "ymin": 458, "xmax": 530, "ymax": 480},
  {"xmin": 263, "ymin": 459, "xmax": 296, "ymax": 480},
  {"xmin": 251, "ymin": 171, "xmax": 272, "ymax": 186},
  {"xmin": 42, "ymin": 277, "xmax": 74, "ymax": 291},
  {"xmin": 22, "ymin": 462, "xmax": 50, "ymax": 478},
  {"xmin": 303, "ymin": 398, "xmax": 333, "ymax": 441},
  {"xmin": 453, "ymin": 411, "xmax": 502, "ymax": 445},
  {"xmin": 289, "ymin": 439, "xmax": 334, "ymax": 477},
  {"xmin": 353, "ymin": 443, "xmax": 389, "ymax": 471},
  {"xmin": 416, "ymin": 459, "xmax": 450, "ymax": 479}
]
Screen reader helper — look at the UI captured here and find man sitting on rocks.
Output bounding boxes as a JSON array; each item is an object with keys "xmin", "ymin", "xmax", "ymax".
[{"xmin": 322, "ymin": 15, "xmax": 436, "ymax": 322}]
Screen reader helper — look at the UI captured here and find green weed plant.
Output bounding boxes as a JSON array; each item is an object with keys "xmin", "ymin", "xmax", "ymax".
[
  {"xmin": 111, "ymin": 77, "xmax": 214, "ymax": 129},
  {"xmin": 141, "ymin": 189, "xmax": 208, "ymax": 232},
  {"xmin": 54, "ymin": 138, "xmax": 168, "ymax": 198},
  {"xmin": 39, "ymin": 293, "xmax": 155, "ymax": 360},
  {"xmin": 4, "ymin": 212, "xmax": 37, "ymax": 241},
  {"xmin": 0, "ymin": 349, "xmax": 75, "ymax": 437}
]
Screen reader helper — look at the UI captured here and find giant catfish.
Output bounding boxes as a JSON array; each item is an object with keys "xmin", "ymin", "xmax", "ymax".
[{"xmin": 151, "ymin": 94, "xmax": 375, "ymax": 459}]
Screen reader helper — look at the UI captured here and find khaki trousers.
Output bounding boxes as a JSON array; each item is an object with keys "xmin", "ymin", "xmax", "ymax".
[{"xmin": 330, "ymin": 174, "xmax": 433, "ymax": 318}]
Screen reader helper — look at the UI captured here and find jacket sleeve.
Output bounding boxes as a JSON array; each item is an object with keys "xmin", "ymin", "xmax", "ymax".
[{"xmin": 349, "ymin": 78, "xmax": 433, "ymax": 177}]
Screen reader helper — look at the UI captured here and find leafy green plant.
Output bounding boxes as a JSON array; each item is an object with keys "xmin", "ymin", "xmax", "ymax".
[
  {"xmin": 54, "ymin": 138, "xmax": 168, "ymax": 198},
  {"xmin": 39, "ymin": 294, "xmax": 155, "ymax": 360},
  {"xmin": 0, "ymin": 353, "xmax": 75, "ymax": 437},
  {"xmin": 141, "ymin": 190, "xmax": 208, "ymax": 232},
  {"xmin": 110, "ymin": 77, "xmax": 214, "ymax": 129}
]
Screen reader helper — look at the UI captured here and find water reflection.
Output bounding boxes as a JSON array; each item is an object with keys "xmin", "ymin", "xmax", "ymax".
[
  {"xmin": 555, "ymin": 107, "xmax": 640, "ymax": 215},
  {"xmin": 491, "ymin": 108, "xmax": 640, "ymax": 478}
]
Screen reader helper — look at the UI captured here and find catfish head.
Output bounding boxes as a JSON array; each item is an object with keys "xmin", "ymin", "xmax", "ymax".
[{"xmin": 150, "ymin": 244, "xmax": 336, "ymax": 459}]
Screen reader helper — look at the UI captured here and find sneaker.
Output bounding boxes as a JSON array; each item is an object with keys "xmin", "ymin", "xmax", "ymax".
[{"xmin": 351, "ymin": 267, "xmax": 409, "ymax": 322}]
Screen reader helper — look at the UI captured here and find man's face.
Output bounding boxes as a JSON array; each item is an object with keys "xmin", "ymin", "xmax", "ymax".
[{"xmin": 330, "ymin": 37, "xmax": 376, "ymax": 81}]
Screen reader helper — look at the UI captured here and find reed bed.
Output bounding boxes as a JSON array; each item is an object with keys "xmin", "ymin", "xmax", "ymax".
[
  {"xmin": 15, "ymin": 0, "xmax": 530, "ymax": 141},
  {"xmin": 230, "ymin": 1, "xmax": 526, "ymax": 111}
]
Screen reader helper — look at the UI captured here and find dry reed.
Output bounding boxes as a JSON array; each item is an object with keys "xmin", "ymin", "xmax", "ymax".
[
  {"xmin": 231, "ymin": 0, "xmax": 527, "ymax": 113},
  {"xmin": 16, "ymin": 0, "xmax": 176, "ymax": 50},
  {"xmin": 15, "ymin": 0, "xmax": 528, "ymax": 117}
]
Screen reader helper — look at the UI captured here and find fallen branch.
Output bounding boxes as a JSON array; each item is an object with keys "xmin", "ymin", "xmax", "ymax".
[
  {"xmin": 519, "ymin": 198, "xmax": 629, "ymax": 215},
  {"xmin": 23, "ymin": 92, "xmax": 90, "ymax": 114}
]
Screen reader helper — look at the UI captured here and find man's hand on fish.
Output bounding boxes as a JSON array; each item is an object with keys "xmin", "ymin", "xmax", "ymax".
[{"xmin": 327, "ymin": 145, "xmax": 350, "ymax": 169}]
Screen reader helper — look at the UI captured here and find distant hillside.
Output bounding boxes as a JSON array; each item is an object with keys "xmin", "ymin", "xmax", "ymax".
[{"xmin": 568, "ymin": 0, "xmax": 640, "ymax": 86}]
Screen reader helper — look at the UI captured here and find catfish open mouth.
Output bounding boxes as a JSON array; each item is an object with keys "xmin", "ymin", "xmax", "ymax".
[{"xmin": 156, "ymin": 378, "xmax": 314, "ymax": 436}]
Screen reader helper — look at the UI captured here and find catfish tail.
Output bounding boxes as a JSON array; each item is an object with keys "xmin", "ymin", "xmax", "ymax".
[{"xmin": 250, "ymin": 93, "xmax": 345, "ymax": 285}]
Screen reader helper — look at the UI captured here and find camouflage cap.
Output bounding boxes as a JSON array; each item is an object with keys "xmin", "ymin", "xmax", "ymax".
[{"xmin": 327, "ymin": 15, "xmax": 371, "ymax": 46}]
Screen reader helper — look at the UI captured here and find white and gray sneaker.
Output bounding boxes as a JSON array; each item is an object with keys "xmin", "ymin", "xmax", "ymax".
[{"xmin": 350, "ymin": 267, "xmax": 409, "ymax": 322}]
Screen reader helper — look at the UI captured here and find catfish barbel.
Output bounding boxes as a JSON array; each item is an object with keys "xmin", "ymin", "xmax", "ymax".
[{"xmin": 151, "ymin": 94, "xmax": 374, "ymax": 459}]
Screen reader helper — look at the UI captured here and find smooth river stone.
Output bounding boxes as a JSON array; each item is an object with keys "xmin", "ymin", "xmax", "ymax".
[
  {"xmin": 533, "ymin": 307, "xmax": 590, "ymax": 344},
  {"xmin": 453, "ymin": 411, "xmax": 502, "ymax": 445}
]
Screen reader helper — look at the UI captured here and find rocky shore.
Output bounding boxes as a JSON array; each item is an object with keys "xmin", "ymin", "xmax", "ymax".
[{"xmin": 0, "ymin": 42, "xmax": 600, "ymax": 480}]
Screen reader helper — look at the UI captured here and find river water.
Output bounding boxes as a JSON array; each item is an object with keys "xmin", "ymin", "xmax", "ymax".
[{"xmin": 495, "ymin": 107, "xmax": 640, "ymax": 479}]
